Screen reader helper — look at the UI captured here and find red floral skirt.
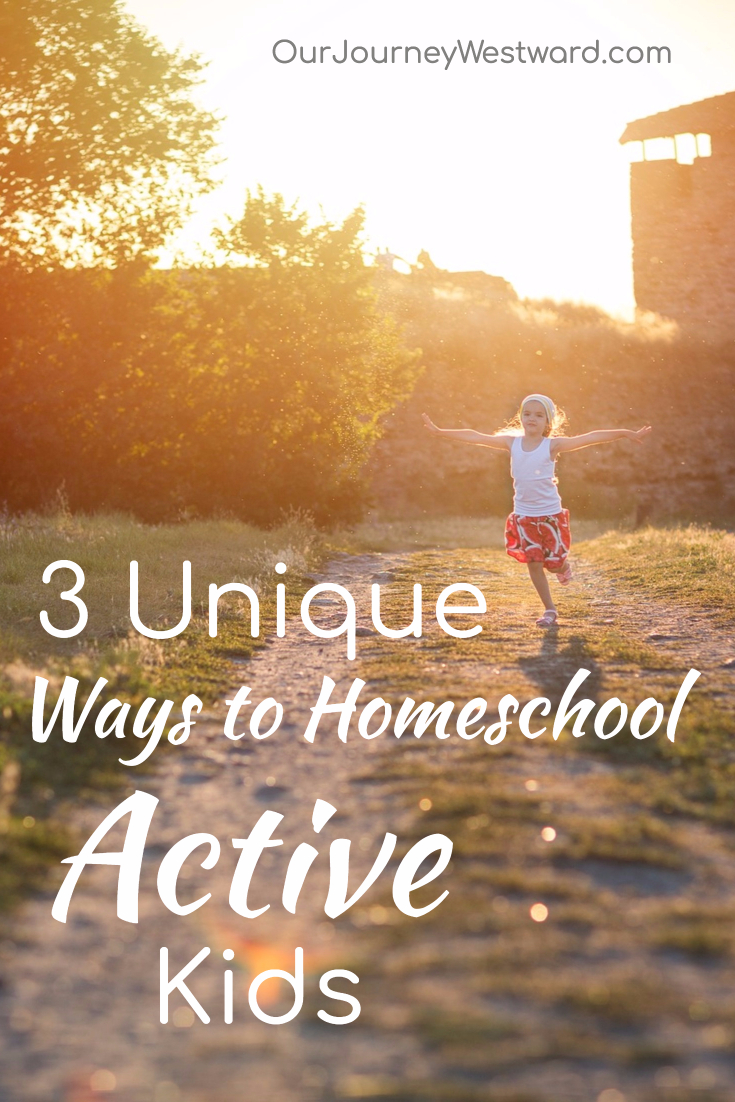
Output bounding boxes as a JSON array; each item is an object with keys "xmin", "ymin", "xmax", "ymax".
[{"xmin": 505, "ymin": 509, "xmax": 571, "ymax": 572}]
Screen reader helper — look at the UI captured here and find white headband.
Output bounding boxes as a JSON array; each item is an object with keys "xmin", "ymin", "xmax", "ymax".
[{"xmin": 521, "ymin": 393, "xmax": 555, "ymax": 424}]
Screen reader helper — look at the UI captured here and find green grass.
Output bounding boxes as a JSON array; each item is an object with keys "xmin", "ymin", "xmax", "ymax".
[
  {"xmin": 339, "ymin": 524, "xmax": 735, "ymax": 1096},
  {"xmin": 5, "ymin": 514, "xmax": 735, "ymax": 1095},
  {"xmin": 0, "ymin": 509, "xmax": 320, "ymax": 663},
  {"xmin": 0, "ymin": 815, "xmax": 74, "ymax": 915},
  {"xmin": 333, "ymin": 514, "xmax": 620, "ymax": 553},
  {"xmin": 0, "ymin": 509, "xmax": 322, "ymax": 913},
  {"xmin": 581, "ymin": 524, "xmax": 735, "ymax": 619}
]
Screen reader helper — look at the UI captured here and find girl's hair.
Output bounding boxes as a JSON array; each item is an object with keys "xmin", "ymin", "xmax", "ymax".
[{"xmin": 498, "ymin": 400, "xmax": 568, "ymax": 438}]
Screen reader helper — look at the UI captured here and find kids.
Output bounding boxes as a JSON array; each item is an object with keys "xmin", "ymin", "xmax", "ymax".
[{"xmin": 422, "ymin": 395, "xmax": 651, "ymax": 627}]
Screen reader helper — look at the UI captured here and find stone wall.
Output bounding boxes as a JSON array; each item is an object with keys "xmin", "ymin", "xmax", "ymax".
[
  {"xmin": 630, "ymin": 136, "xmax": 735, "ymax": 330},
  {"xmin": 366, "ymin": 282, "xmax": 735, "ymax": 524}
]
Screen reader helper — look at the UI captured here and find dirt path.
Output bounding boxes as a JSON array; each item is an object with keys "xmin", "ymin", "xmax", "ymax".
[
  {"xmin": 573, "ymin": 556, "xmax": 735, "ymax": 675},
  {"xmin": 0, "ymin": 553, "xmax": 432, "ymax": 1102},
  {"xmin": 1, "ymin": 549, "xmax": 735, "ymax": 1102}
]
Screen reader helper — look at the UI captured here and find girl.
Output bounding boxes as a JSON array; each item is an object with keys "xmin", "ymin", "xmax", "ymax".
[{"xmin": 422, "ymin": 395, "xmax": 651, "ymax": 627}]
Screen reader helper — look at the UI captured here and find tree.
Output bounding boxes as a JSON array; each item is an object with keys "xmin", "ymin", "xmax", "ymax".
[
  {"xmin": 0, "ymin": 0, "xmax": 220, "ymax": 511},
  {"xmin": 67, "ymin": 192, "xmax": 419, "ymax": 522},
  {"xmin": 179, "ymin": 190, "xmax": 421, "ymax": 521},
  {"xmin": 0, "ymin": 0, "xmax": 219, "ymax": 266},
  {"xmin": 0, "ymin": 192, "xmax": 420, "ymax": 523}
]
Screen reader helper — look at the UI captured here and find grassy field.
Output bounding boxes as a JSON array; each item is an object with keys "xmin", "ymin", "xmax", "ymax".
[
  {"xmin": 0, "ymin": 509, "xmax": 322, "ymax": 913},
  {"xmin": 334, "ymin": 522, "xmax": 735, "ymax": 1100},
  {"xmin": 583, "ymin": 525, "xmax": 735, "ymax": 620},
  {"xmin": 2, "ymin": 514, "xmax": 732, "ymax": 910},
  {"xmin": 333, "ymin": 514, "xmax": 619, "ymax": 552},
  {"xmin": 3, "ymin": 512, "xmax": 735, "ymax": 1097}
]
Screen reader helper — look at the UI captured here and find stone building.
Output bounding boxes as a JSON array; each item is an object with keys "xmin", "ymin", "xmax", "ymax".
[{"xmin": 620, "ymin": 90, "xmax": 735, "ymax": 330}]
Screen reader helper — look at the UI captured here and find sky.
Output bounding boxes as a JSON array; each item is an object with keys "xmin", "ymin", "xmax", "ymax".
[{"xmin": 124, "ymin": 0, "xmax": 735, "ymax": 316}]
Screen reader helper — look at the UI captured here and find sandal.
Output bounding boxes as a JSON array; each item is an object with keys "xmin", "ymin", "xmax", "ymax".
[
  {"xmin": 556, "ymin": 562, "xmax": 573, "ymax": 586},
  {"xmin": 535, "ymin": 609, "xmax": 558, "ymax": 628}
]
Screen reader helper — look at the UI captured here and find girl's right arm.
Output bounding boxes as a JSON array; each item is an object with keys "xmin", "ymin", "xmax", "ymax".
[{"xmin": 422, "ymin": 414, "xmax": 512, "ymax": 452}]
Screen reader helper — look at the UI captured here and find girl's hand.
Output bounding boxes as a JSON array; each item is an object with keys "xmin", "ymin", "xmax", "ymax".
[
  {"xmin": 630, "ymin": 425, "xmax": 652, "ymax": 444},
  {"xmin": 422, "ymin": 413, "xmax": 442, "ymax": 435}
]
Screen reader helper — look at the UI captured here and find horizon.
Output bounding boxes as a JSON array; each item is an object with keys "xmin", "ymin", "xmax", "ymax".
[{"xmin": 123, "ymin": 0, "xmax": 735, "ymax": 316}]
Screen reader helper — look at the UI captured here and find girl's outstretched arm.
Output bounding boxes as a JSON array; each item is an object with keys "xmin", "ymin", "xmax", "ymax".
[
  {"xmin": 552, "ymin": 426, "xmax": 651, "ymax": 455},
  {"xmin": 422, "ymin": 414, "xmax": 512, "ymax": 451}
]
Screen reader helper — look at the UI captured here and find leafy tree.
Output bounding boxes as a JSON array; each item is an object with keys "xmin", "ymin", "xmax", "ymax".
[
  {"xmin": 0, "ymin": 0, "xmax": 220, "ymax": 513},
  {"xmin": 71, "ymin": 192, "xmax": 420, "ymax": 522},
  {"xmin": 0, "ymin": 3, "xmax": 417, "ymax": 526},
  {"xmin": 188, "ymin": 190, "xmax": 420, "ymax": 521},
  {"xmin": 0, "ymin": 0, "xmax": 219, "ymax": 266},
  {"xmin": 0, "ymin": 193, "xmax": 420, "ymax": 523}
]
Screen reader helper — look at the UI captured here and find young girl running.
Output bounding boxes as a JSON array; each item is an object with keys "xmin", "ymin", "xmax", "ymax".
[{"xmin": 422, "ymin": 395, "xmax": 651, "ymax": 627}]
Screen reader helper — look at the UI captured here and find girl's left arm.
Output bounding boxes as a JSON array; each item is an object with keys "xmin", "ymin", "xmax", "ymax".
[{"xmin": 551, "ymin": 426, "xmax": 651, "ymax": 455}]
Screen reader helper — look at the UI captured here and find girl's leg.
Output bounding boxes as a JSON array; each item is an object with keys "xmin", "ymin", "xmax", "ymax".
[
  {"xmin": 556, "ymin": 559, "xmax": 573, "ymax": 585},
  {"xmin": 527, "ymin": 562, "xmax": 556, "ymax": 611}
]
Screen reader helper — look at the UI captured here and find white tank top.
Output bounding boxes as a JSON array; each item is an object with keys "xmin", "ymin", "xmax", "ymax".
[{"xmin": 510, "ymin": 436, "xmax": 562, "ymax": 517}]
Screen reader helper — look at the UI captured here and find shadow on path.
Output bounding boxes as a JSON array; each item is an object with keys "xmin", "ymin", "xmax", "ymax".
[{"xmin": 519, "ymin": 631, "xmax": 603, "ymax": 713}]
